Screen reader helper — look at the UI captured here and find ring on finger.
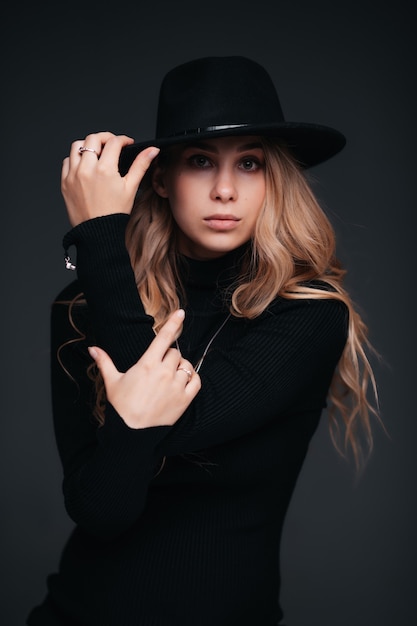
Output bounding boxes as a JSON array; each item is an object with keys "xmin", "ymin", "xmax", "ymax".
[
  {"xmin": 177, "ymin": 367, "xmax": 193, "ymax": 383},
  {"xmin": 78, "ymin": 146, "xmax": 98, "ymax": 156}
]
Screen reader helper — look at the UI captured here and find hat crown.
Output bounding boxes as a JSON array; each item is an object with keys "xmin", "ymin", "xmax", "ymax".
[
  {"xmin": 155, "ymin": 56, "xmax": 285, "ymax": 138},
  {"xmin": 118, "ymin": 55, "xmax": 346, "ymax": 175}
]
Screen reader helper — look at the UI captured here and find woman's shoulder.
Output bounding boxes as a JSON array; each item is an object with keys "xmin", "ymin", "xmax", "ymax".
[
  {"xmin": 265, "ymin": 282, "xmax": 349, "ymax": 328},
  {"xmin": 52, "ymin": 278, "xmax": 84, "ymax": 305}
]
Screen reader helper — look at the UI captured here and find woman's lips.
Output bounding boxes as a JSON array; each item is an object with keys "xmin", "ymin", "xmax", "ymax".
[{"xmin": 204, "ymin": 215, "xmax": 241, "ymax": 231}]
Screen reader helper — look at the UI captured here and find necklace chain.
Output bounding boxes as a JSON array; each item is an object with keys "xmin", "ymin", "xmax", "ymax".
[
  {"xmin": 176, "ymin": 312, "xmax": 231, "ymax": 373},
  {"xmin": 154, "ymin": 311, "xmax": 231, "ymax": 479}
]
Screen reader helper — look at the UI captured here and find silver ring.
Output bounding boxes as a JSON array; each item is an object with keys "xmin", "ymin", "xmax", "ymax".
[
  {"xmin": 177, "ymin": 367, "xmax": 192, "ymax": 382},
  {"xmin": 78, "ymin": 146, "xmax": 97, "ymax": 155}
]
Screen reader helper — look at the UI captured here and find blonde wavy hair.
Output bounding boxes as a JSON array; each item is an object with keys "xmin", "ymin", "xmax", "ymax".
[{"xmin": 64, "ymin": 138, "xmax": 380, "ymax": 471}]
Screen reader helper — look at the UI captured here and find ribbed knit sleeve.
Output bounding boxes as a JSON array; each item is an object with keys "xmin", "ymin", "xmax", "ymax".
[
  {"xmin": 50, "ymin": 286, "xmax": 171, "ymax": 540},
  {"xmin": 63, "ymin": 214, "xmax": 155, "ymax": 372},
  {"xmin": 65, "ymin": 406, "xmax": 170, "ymax": 539}
]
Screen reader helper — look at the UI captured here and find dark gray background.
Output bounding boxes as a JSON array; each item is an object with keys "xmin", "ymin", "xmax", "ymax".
[{"xmin": 2, "ymin": 1, "xmax": 415, "ymax": 624}]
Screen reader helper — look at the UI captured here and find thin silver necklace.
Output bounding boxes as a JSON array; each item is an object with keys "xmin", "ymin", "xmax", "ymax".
[
  {"xmin": 176, "ymin": 312, "xmax": 232, "ymax": 373},
  {"xmin": 154, "ymin": 311, "xmax": 231, "ymax": 478}
]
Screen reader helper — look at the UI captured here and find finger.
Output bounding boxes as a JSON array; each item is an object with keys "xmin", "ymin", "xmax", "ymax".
[
  {"xmin": 76, "ymin": 132, "xmax": 112, "ymax": 166},
  {"xmin": 184, "ymin": 371, "xmax": 202, "ymax": 397},
  {"xmin": 67, "ymin": 137, "xmax": 101, "ymax": 174},
  {"xmin": 68, "ymin": 132, "xmax": 119, "ymax": 171},
  {"xmin": 176, "ymin": 357, "xmax": 194, "ymax": 374},
  {"xmin": 88, "ymin": 346, "xmax": 121, "ymax": 386},
  {"xmin": 61, "ymin": 141, "xmax": 82, "ymax": 191},
  {"xmin": 95, "ymin": 134, "xmax": 135, "ymax": 169},
  {"xmin": 67, "ymin": 139, "xmax": 86, "ymax": 171},
  {"xmin": 61, "ymin": 156, "xmax": 69, "ymax": 181},
  {"xmin": 163, "ymin": 347, "xmax": 183, "ymax": 368},
  {"xmin": 80, "ymin": 131, "xmax": 119, "ymax": 157},
  {"xmin": 144, "ymin": 310, "xmax": 185, "ymax": 363},
  {"xmin": 176, "ymin": 360, "xmax": 194, "ymax": 385},
  {"xmin": 125, "ymin": 146, "xmax": 160, "ymax": 188}
]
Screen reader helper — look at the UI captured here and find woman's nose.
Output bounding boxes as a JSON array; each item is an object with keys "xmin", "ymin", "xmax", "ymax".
[{"xmin": 210, "ymin": 167, "xmax": 237, "ymax": 202}]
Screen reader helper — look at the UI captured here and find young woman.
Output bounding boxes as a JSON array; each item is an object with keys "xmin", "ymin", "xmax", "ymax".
[{"xmin": 27, "ymin": 56, "xmax": 378, "ymax": 626}]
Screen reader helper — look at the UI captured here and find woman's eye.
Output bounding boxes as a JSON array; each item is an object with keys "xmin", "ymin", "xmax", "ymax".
[
  {"xmin": 190, "ymin": 155, "xmax": 210, "ymax": 168},
  {"xmin": 240, "ymin": 158, "xmax": 260, "ymax": 171}
]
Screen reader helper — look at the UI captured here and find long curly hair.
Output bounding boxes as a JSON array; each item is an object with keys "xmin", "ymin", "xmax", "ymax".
[{"xmin": 64, "ymin": 138, "xmax": 380, "ymax": 471}]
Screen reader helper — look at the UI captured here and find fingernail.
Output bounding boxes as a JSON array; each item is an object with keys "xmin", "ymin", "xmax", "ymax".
[
  {"xmin": 176, "ymin": 309, "xmax": 185, "ymax": 319},
  {"xmin": 148, "ymin": 147, "xmax": 160, "ymax": 159},
  {"xmin": 88, "ymin": 346, "xmax": 98, "ymax": 359}
]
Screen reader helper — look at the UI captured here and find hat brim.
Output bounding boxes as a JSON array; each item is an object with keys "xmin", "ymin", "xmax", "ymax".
[{"xmin": 118, "ymin": 122, "xmax": 346, "ymax": 176}]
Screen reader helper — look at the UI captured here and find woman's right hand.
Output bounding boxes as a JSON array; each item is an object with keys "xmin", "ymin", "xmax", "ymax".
[
  {"xmin": 61, "ymin": 131, "xmax": 160, "ymax": 227},
  {"xmin": 88, "ymin": 310, "xmax": 201, "ymax": 429}
]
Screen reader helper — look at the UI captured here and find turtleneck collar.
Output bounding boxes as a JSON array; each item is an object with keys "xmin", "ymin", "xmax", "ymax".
[{"xmin": 178, "ymin": 243, "xmax": 250, "ymax": 289}]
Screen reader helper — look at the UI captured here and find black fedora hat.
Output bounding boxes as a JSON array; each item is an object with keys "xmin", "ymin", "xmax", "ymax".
[{"xmin": 119, "ymin": 56, "xmax": 346, "ymax": 175}]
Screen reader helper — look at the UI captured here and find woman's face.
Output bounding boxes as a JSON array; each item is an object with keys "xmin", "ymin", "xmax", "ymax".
[{"xmin": 153, "ymin": 136, "xmax": 266, "ymax": 260}]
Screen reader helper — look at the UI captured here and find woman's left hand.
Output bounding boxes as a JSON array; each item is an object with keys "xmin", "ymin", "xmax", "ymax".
[
  {"xmin": 88, "ymin": 310, "xmax": 201, "ymax": 429},
  {"xmin": 61, "ymin": 131, "xmax": 160, "ymax": 227}
]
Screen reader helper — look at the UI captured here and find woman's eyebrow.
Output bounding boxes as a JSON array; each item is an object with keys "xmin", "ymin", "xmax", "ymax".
[
  {"xmin": 237, "ymin": 142, "xmax": 263, "ymax": 152},
  {"xmin": 183, "ymin": 142, "xmax": 219, "ymax": 153}
]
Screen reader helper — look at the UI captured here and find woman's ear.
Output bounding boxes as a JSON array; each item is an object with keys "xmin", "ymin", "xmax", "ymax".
[{"xmin": 152, "ymin": 166, "xmax": 169, "ymax": 198}]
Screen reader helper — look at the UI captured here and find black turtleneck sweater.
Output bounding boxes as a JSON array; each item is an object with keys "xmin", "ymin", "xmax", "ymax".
[{"xmin": 27, "ymin": 215, "xmax": 348, "ymax": 626}]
